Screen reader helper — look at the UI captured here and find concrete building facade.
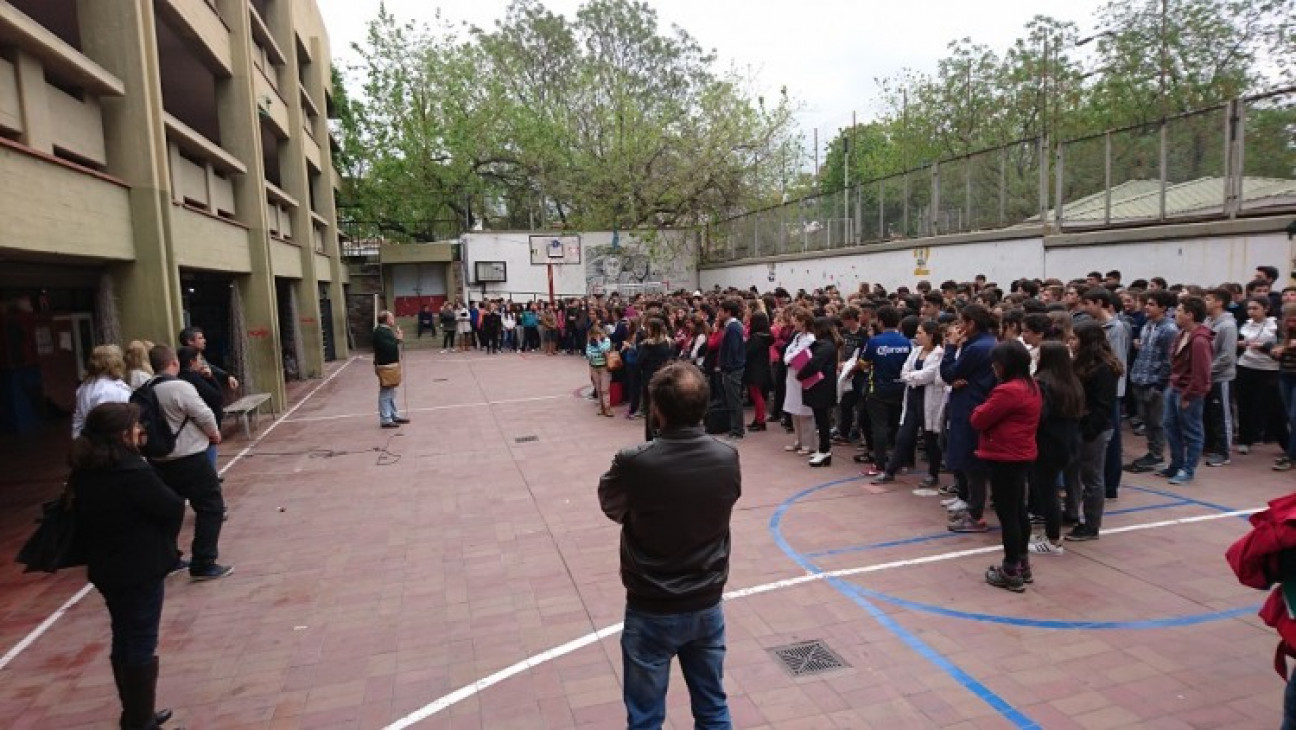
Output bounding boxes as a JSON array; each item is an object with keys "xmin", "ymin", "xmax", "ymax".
[{"xmin": 0, "ymin": 0, "xmax": 349, "ymax": 433}]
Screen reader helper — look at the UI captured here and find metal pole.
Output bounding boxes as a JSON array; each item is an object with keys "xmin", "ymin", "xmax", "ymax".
[
  {"xmin": 999, "ymin": 146, "xmax": 1006, "ymax": 226},
  {"xmin": 1104, "ymin": 132, "xmax": 1113, "ymax": 225},
  {"xmin": 1159, "ymin": 122, "xmax": 1168, "ymax": 220}
]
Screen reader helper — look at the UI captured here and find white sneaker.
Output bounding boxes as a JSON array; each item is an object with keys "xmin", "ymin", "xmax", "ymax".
[
  {"xmin": 808, "ymin": 452, "xmax": 832, "ymax": 467},
  {"xmin": 940, "ymin": 496, "xmax": 960, "ymax": 507},
  {"xmin": 944, "ymin": 498, "xmax": 968, "ymax": 513},
  {"xmin": 1029, "ymin": 536, "xmax": 1065, "ymax": 556},
  {"xmin": 1237, "ymin": 444, "xmax": 1250, "ymax": 455}
]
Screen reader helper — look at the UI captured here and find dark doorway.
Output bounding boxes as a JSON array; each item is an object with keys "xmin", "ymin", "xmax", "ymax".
[{"xmin": 180, "ymin": 272, "xmax": 234, "ymax": 376}]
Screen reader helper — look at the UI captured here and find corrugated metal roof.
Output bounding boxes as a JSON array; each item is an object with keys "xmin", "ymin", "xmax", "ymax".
[{"xmin": 1047, "ymin": 176, "xmax": 1296, "ymax": 223}]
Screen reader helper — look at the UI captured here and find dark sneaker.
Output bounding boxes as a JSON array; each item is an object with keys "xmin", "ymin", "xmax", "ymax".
[
  {"xmin": 1204, "ymin": 453, "xmax": 1230, "ymax": 467},
  {"xmin": 381, "ymin": 422, "xmax": 400, "ymax": 429},
  {"xmin": 937, "ymin": 483, "xmax": 959, "ymax": 496},
  {"xmin": 191, "ymin": 563, "xmax": 234, "ymax": 581},
  {"xmin": 1064, "ymin": 526, "xmax": 1099, "ymax": 542},
  {"xmin": 871, "ymin": 473, "xmax": 895, "ymax": 485},
  {"xmin": 1020, "ymin": 563, "xmax": 1034, "ymax": 584},
  {"xmin": 985, "ymin": 565, "xmax": 1025, "ymax": 592},
  {"xmin": 1153, "ymin": 467, "xmax": 1176, "ymax": 478},
  {"xmin": 1276, "ymin": 456, "xmax": 1294, "ymax": 472},
  {"xmin": 948, "ymin": 515, "xmax": 988, "ymax": 533},
  {"xmin": 391, "ymin": 416, "xmax": 411, "ymax": 424},
  {"xmin": 1132, "ymin": 453, "xmax": 1163, "ymax": 468},
  {"xmin": 169, "ymin": 557, "xmax": 190, "ymax": 576}
]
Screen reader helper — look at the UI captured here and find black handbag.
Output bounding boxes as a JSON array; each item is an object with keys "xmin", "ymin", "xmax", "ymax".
[{"xmin": 15, "ymin": 485, "xmax": 86, "ymax": 573}]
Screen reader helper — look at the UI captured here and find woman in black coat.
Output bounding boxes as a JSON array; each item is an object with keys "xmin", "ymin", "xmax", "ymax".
[
  {"xmin": 744, "ymin": 311, "xmax": 774, "ymax": 431},
  {"xmin": 798, "ymin": 316, "xmax": 841, "ymax": 467},
  {"xmin": 636, "ymin": 317, "xmax": 677, "ymax": 440},
  {"xmin": 72, "ymin": 402, "xmax": 185, "ymax": 730}
]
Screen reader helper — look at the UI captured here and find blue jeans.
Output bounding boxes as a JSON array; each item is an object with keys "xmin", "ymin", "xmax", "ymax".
[
  {"xmin": 100, "ymin": 580, "xmax": 164, "ymax": 666},
  {"xmin": 206, "ymin": 443, "xmax": 218, "ymax": 468},
  {"xmin": 1279, "ymin": 374, "xmax": 1296, "ymax": 458},
  {"xmin": 1163, "ymin": 388, "xmax": 1204, "ymax": 477},
  {"xmin": 621, "ymin": 604, "xmax": 731, "ymax": 730},
  {"xmin": 379, "ymin": 386, "xmax": 398, "ymax": 424}
]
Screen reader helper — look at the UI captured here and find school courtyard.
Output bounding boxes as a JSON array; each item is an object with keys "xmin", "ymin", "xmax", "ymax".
[{"xmin": 0, "ymin": 349, "xmax": 1286, "ymax": 729}]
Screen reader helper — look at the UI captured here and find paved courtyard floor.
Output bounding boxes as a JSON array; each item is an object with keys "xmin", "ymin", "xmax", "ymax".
[{"xmin": 0, "ymin": 348, "xmax": 1288, "ymax": 729}]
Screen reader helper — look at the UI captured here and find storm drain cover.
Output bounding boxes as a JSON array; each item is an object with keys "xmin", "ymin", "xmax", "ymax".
[
  {"xmin": 514, "ymin": 435, "xmax": 539, "ymax": 443},
  {"xmin": 768, "ymin": 640, "xmax": 850, "ymax": 677}
]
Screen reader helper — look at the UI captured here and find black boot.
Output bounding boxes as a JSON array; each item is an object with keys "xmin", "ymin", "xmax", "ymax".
[{"xmin": 119, "ymin": 657, "xmax": 173, "ymax": 729}]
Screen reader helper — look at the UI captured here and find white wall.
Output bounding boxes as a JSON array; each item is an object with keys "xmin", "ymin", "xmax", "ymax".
[
  {"xmin": 462, "ymin": 229, "xmax": 701, "ymax": 301},
  {"xmin": 700, "ymin": 225, "xmax": 1295, "ymax": 291},
  {"xmin": 1044, "ymin": 230, "xmax": 1290, "ymax": 286},
  {"xmin": 700, "ymin": 238, "xmax": 1044, "ymax": 292}
]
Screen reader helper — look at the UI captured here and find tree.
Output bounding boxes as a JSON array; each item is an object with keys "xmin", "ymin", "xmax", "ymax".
[{"xmin": 337, "ymin": 0, "xmax": 802, "ymax": 239}]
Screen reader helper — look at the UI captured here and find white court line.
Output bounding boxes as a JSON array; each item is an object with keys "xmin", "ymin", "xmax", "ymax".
[
  {"xmin": 0, "ymin": 357, "xmax": 358, "ymax": 673},
  {"xmin": 382, "ymin": 506, "xmax": 1260, "ymax": 729},
  {"xmin": 284, "ymin": 394, "xmax": 566, "ymax": 423}
]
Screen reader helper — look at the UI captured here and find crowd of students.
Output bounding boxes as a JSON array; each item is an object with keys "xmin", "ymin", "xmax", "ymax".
[{"xmin": 531, "ymin": 266, "xmax": 1296, "ymax": 594}]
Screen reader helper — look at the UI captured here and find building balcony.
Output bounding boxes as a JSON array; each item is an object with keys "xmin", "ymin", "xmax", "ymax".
[
  {"xmin": 164, "ymin": 113, "xmax": 243, "ymax": 217},
  {"xmin": 154, "ymin": 0, "xmax": 232, "ymax": 76},
  {"xmin": 0, "ymin": 138, "xmax": 134, "ymax": 261}
]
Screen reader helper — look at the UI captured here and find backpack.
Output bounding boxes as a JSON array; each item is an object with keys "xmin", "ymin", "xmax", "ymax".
[{"xmin": 130, "ymin": 376, "xmax": 189, "ymax": 459}]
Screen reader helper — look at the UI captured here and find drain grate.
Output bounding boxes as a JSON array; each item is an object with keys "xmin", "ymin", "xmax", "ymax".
[
  {"xmin": 514, "ymin": 435, "xmax": 539, "ymax": 443},
  {"xmin": 768, "ymin": 640, "xmax": 850, "ymax": 677}
]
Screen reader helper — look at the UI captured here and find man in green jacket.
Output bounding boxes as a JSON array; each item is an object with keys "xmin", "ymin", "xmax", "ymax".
[{"xmin": 373, "ymin": 311, "xmax": 409, "ymax": 429}]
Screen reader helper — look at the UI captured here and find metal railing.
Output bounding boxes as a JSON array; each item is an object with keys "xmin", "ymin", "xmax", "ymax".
[{"xmin": 704, "ymin": 87, "xmax": 1296, "ymax": 265}]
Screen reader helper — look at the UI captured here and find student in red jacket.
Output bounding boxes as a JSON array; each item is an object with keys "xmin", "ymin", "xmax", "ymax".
[
  {"xmin": 1161, "ymin": 296, "xmax": 1214, "ymax": 485},
  {"xmin": 969, "ymin": 341, "xmax": 1042, "ymax": 592}
]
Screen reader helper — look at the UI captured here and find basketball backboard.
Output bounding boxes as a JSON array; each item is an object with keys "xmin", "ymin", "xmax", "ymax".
[{"xmin": 529, "ymin": 234, "xmax": 582, "ymax": 265}]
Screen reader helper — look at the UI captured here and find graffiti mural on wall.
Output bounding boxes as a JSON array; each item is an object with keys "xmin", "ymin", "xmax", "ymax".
[{"xmin": 584, "ymin": 231, "xmax": 696, "ymax": 295}]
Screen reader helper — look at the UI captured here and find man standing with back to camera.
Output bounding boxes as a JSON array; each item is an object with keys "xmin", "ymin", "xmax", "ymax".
[{"xmin": 599, "ymin": 362, "xmax": 741, "ymax": 729}]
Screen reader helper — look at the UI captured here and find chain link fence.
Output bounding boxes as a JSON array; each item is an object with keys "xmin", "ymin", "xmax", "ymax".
[{"xmin": 706, "ymin": 89, "xmax": 1295, "ymax": 264}]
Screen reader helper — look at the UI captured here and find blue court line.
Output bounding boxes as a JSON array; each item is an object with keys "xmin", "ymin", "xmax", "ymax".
[
  {"xmin": 769, "ymin": 481, "xmax": 1042, "ymax": 729},
  {"xmin": 805, "ymin": 499, "xmax": 1192, "ymax": 559},
  {"xmin": 823, "ymin": 575, "xmax": 1043, "ymax": 729},
  {"xmin": 1126, "ymin": 484, "xmax": 1239, "ymax": 515},
  {"xmin": 841, "ymin": 582, "xmax": 1259, "ymax": 630}
]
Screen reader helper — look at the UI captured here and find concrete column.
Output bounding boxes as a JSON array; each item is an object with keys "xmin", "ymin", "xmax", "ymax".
[
  {"xmin": 215, "ymin": 0, "xmax": 285, "ymax": 408},
  {"xmin": 76, "ymin": 0, "xmax": 184, "ymax": 345},
  {"xmin": 13, "ymin": 51, "xmax": 51, "ymax": 153},
  {"xmin": 308, "ymin": 37, "xmax": 348, "ymax": 359},
  {"xmin": 259, "ymin": 0, "xmax": 324, "ymax": 377}
]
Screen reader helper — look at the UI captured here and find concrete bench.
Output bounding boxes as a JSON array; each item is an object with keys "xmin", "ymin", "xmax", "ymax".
[{"xmin": 224, "ymin": 393, "xmax": 274, "ymax": 438}]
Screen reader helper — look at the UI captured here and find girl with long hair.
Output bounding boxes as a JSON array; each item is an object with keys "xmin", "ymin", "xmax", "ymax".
[
  {"xmin": 1236, "ymin": 296, "xmax": 1287, "ymax": 454},
  {"xmin": 637, "ymin": 318, "xmax": 675, "ymax": 440},
  {"xmin": 744, "ymin": 312, "xmax": 774, "ymax": 431},
  {"xmin": 874, "ymin": 320, "xmax": 945, "ymax": 486},
  {"xmin": 970, "ymin": 340, "xmax": 1042, "ymax": 591},
  {"xmin": 782, "ymin": 308, "xmax": 817, "ymax": 455},
  {"xmin": 1028, "ymin": 341, "xmax": 1085, "ymax": 555},
  {"xmin": 1066, "ymin": 321, "xmax": 1124, "ymax": 541},
  {"xmin": 799, "ymin": 317, "xmax": 841, "ymax": 467},
  {"xmin": 72, "ymin": 402, "xmax": 185, "ymax": 729},
  {"xmin": 124, "ymin": 340, "xmax": 155, "ymax": 390}
]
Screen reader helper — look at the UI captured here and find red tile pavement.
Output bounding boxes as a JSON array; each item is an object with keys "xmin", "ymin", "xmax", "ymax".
[{"xmin": 0, "ymin": 349, "xmax": 1288, "ymax": 728}]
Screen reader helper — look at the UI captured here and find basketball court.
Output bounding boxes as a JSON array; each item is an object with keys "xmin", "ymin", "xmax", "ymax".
[{"xmin": 0, "ymin": 349, "xmax": 1284, "ymax": 728}]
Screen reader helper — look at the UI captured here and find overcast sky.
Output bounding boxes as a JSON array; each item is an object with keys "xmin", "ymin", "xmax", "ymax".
[{"xmin": 318, "ymin": 0, "xmax": 1110, "ymax": 142}]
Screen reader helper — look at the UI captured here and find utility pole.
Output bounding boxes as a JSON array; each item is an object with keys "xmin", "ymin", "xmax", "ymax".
[{"xmin": 813, "ymin": 127, "xmax": 819, "ymax": 187}]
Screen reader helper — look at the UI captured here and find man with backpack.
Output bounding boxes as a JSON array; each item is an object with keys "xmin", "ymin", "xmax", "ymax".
[{"xmin": 134, "ymin": 345, "xmax": 233, "ymax": 581}]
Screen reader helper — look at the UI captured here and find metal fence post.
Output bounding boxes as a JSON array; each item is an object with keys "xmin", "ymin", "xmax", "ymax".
[
  {"xmin": 931, "ymin": 162, "xmax": 941, "ymax": 235},
  {"xmin": 1053, "ymin": 142, "xmax": 1064, "ymax": 231},
  {"xmin": 1224, "ymin": 98, "xmax": 1243, "ymax": 218},
  {"xmin": 878, "ymin": 180, "xmax": 885, "ymax": 240},
  {"xmin": 999, "ymin": 146, "xmax": 1007, "ymax": 227},
  {"xmin": 1038, "ymin": 135, "xmax": 1049, "ymax": 226},
  {"xmin": 1103, "ymin": 132, "xmax": 1113, "ymax": 226},
  {"xmin": 965, "ymin": 155, "xmax": 973, "ymax": 232},
  {"xmin": 1158, "ymin": 121, "xmax": 1168, "ymax": 220}
]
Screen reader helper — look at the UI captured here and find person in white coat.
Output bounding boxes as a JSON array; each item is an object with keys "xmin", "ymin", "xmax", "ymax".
[
  {"xmin": 872, "ymin": 321, "xmax": 946, "ymax": 486},
  {"xmin": 72, "ymin": 345, "xmax": 133, "ymax": 437},
  {"xmin": 782, "ymin": 308, "xmax": 817, "ymax": 455}
]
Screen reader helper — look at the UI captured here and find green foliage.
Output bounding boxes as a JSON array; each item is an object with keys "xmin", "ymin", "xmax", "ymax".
[
  {"xmin": 820, "ymin": 1, "xmax": 1292, "ymax": 194},
  {"xmin": 335, "ymin": 0, "xmax": 802, "ymax": 239}
]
